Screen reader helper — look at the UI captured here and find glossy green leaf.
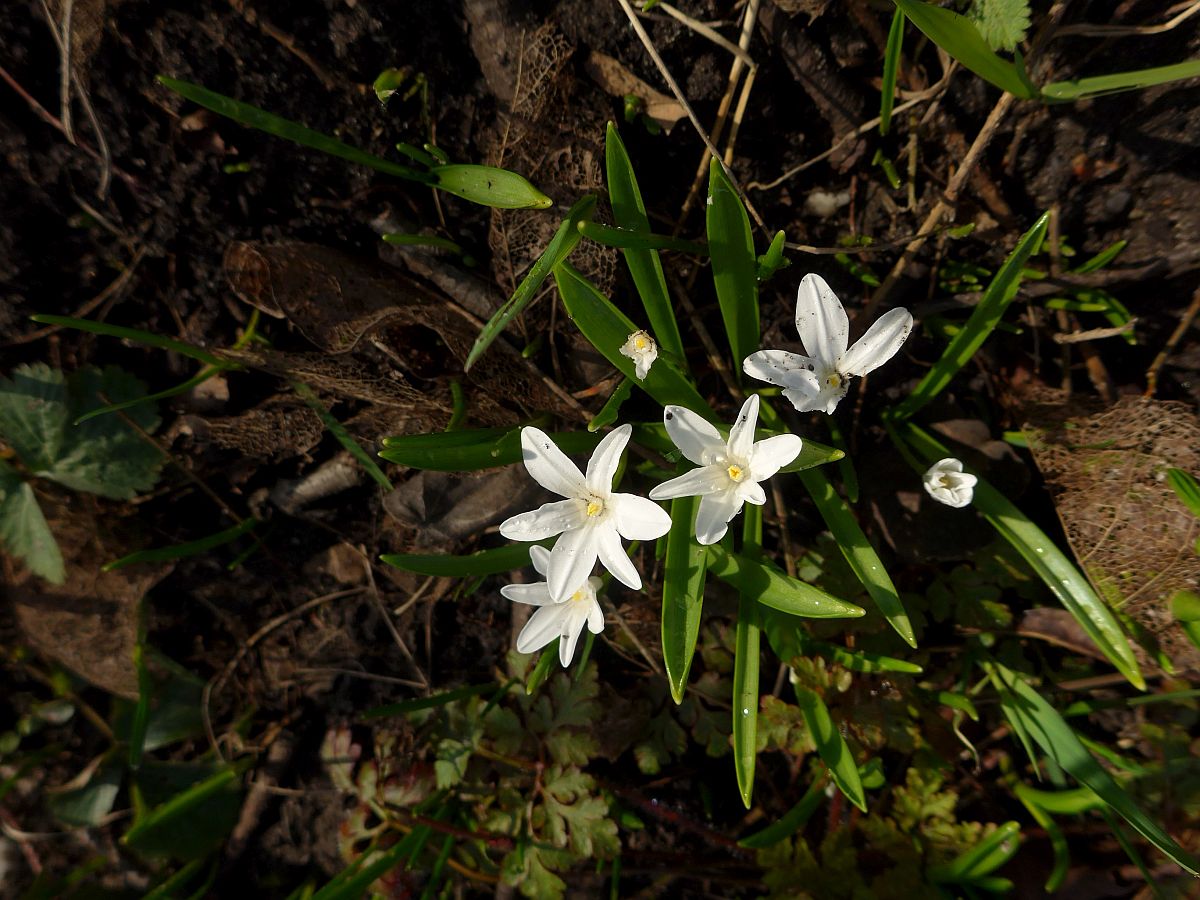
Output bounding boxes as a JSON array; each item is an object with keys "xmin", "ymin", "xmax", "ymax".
[
  {"xmin": 431, "ymin": 164, "xmax": 552, "ymax": 210},
  {"xmin": 732, "ymin": 506, "xmax": 763, "ymax": 809},
  {"xmin": 761, "ymin": 609, "xmax": 921, "ymax": 673},
  {"xmin": 985, "ymin": 660, "xmax": 1197, "ymax": 874},
  {"xmin": 793, "ymin": 686, "xmax": 866, "ymax": 812},
  {"xmin": 738, "ymin": 775, "xmax": 825, "ymax": 848},
  {"xmin": 0, "ymin": 459, "xmax": 63, "ymax": 584},
  {"xmin": 554, "ymin": 263, "xmax": 714, "ymax": 416},
  {"xmin": 706, "ymin": 159, "xmax": 760, "ymax": 372},
  {"xmin": 526, "ymin": 639, "xmax": 560, "ymax": 695},
  {"xmin": 465, "ymin": 195, "xmax": 596, "ymax": 370},
  {"xmin": 380, "ymin": 542, "xmax": 540, "ymax": 577},
  {"xmin": 661, "ymin": 495, "xmax": 708, "ymax": 704},
  {"xmin": 379, "ymin": 424, "xmax": 599, "ymax": 471},
  {"xmin": 1043, "ymin": 60, "xmax": 1200, "ymax": 101},
  {"xmin": 589, "ymin": 377, "xmax": 634, "ymax": 433},
  {"xmin": 104, "ymin": 518, "xmax": 258, "ymax": 571},
  {"xmin": 1167, "ymin": 468, "xmax": 1200, "ymax": 518},
  {"xmin": 157, "ymin": 76, "xmax": 432, "ymax": 183},
  {"xmin": 899, "ymin": 422, "xmax": 1142, "ymax": 687},
  {"xmin": 880, "ymin": 8, "xmax": 905, "ymax": 135},
  {"xmin": 706, "ymin": 545, "xmax": 865, "ymax": 620},
  {"xmin": 928, "ymin": 820, "xmax": 1021, "ymax": 883},
  {"xmin": 889, "ymin": 211, "xmax": 1048, "ymax": 422},
  {"xmin": 756, "ymin": 230, "xmax": 790, "ymax": 282},
  {"xmin": 891, "ymin": 0, "xmax": 1036, "ymax": 98},
  {"xmin": 605, "ymin": 123, "xmax": 686, "ymax": 360},
  {"xmin": 1013, "ymin": 783, "xmax": 1071, "ymax": 892},
  {"xmin": 577, "ymin": 220, "xmax": 706, "ymax": 255},
  {"xmin": 1072, "ymin": 240, "xmax": 1127, "ymax": 274},
  {"xmin": 797, "ymin": 468, "xmax": 915, "ymax": 646}
]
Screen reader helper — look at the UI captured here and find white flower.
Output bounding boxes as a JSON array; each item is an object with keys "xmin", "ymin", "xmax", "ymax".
[
  {"xmin": 743, "ymin": 273, "xmax": 913, "ymax": 414},
  {"xmin": 923, "ymin": 458, "xmax": 977, "ymax": 508},
  {"xmin": 502, "ymin": 545, "xmax": 604, "ymax": 666},
  {"xmin": 500, "ymin": 424, "xmax": 672, "ymax": 602},
  {"xmin": 648, "ymin": 395, "xmax": 802, "ymax": 545},
  {"xmin": 619, "ymin": 330, "xmax": 658, "ymax": 380}
]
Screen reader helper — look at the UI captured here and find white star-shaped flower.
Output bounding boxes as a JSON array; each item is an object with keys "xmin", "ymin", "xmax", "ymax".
[
  {"xmin": 743, "ymin": 273, "xmax": 913, "ymax": 414},
  {"xmin": 501, "ymin": 545, "xmax": 604, "ymax": 667},
  {"xmin": 923, "ymin": 458, "xmax": 977, "ymax": 508},
  {"xmin": 648, "ymin": 395, "xmax": 802, "ymax": 545},
  {"xmin": 619, "ymin": 330, "xmax": 658, "ymax": 380},
  {"xmin": 500, "ymin": 424, "xmax": 672, "ymax": 602}
]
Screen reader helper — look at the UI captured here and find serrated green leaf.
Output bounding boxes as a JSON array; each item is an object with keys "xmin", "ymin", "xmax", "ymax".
[
  {"xmin": 0, "ymin": 459, "xmax": 64, "ymax": 583},
  {"xmin": 0, "ymin": 363, "xmax": 69, "ymax": 470},
  {"xmin": 968, "ymin": 0, "xmax": 1031, "ymax": 52},
  {"xmin": 707, "ymin": 159, "xmax": 760, "ymax": 372}
]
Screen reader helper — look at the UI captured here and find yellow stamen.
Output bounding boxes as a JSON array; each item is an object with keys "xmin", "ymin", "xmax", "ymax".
[
  {"xmin": 634, "ymin": 337, "xmax": 648, "ymax": 350},
  {"xmin": 727, "ymin": 464, "xmax": 745, "ymax": 483},
  {"xmin": 826, "ymin": 372, "xmax": 842, "ymax": 389},
  {"xmin": 569, "ymin": 589, "xmax": 585, "ymax": 603},
  {"xmin": 586, "ymin": 499, "xmax": 604, "ymax": 517}
]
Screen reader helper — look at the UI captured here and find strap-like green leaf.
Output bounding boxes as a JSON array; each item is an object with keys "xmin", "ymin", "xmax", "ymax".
[
  {"xmin": 661, "ymin": 495, "xmax": 708, "ymax": 704},
  {"xmin": 706, "ymin": 544, "xmax": 864, "ymax": 619},
  {"xmin": 706, "ymin": 159, "xmax": 760, "ymax": 373},
  {"xmin": 732, "ymin": 506, "xmax": 763, "ymax": 809},
  {"xmin": 793, "ymin": 685, "xmax": 866, "ymax": 812},
  {"xmin": 1042, "ymin": 60, "xmax": 1200, "ymax": 102},
  {"xmin": 880, "ymin": 8, "xmax": 905, "ymax": 135},
  {"xmin": 104, "ymin": 518, "xmax": 258, "ymax": 572},
  {"xmin": 380, "ymin": 542, "xmax": 540, "ymax": 577}
]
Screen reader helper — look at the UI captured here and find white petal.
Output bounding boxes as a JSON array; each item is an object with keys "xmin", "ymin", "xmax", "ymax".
[
  {"xmin": 520, "ymin": 427, "xmax": 587, "ymax": 498},
  {"xmin": 727, "ymin": 394, "xmax": 760, "ymax": 462},
  {"xmin": 596, "ymin": 524, "xmax": 640, "ymax": 589},
  {"xmin": 649, "ymin": 466, "xmax": 728, "ymax": 501},
  {"xmin": 749, "ymin": 434, "xmax": 803, "ymax": 481},
  {"xmin": 501, "ymin": 583, "xmax": 554, "ymax": 606},
  {"xmin": 795, "ymin": 274, "xmax": 848, "ymax": 365},
  {"xmin": 955, "ymin": 472, "xmax": 978, "ymax": 488},
  {"xmin": 740, "ymin": 481, "xmax": 767, "ymax": 505},
  {"xmin": 516, "ymin": 604, "xmax": 568, "ymax": 654},
  {"xmin": 500, "ymin": 498, "xmax": 585, "ymax": 541},
  {"xmin": 586, "ymin": 599, "xmax": 605, "ymax": 634},
  {"xmin": 548, "ymin": 525, "xmax": 601, "ymax": 603},
  {"xmin": 838, "ymin": 307, "xmax": 913, "ymax": 376},
  {"xmin": 663, "ymin": 406, "xmax": 724, "ymax": 466},
  {"xmin": 559, "ymin": 613, "xmax": 585, "ymax": 666},
  {"xmin": 742, "ymin": 350, "xmax": 821, "ymax": 391},
  {"xmin": 782, "ymin": 380, "xmax": 844, "ymax": 414},
  {"xmin": 695, "ymin": 491, "xmax": 745, "ymax": 545},
  {"xmin": 586, "ymin": 424, "xmax": 631, "ymax": 495},
  {"xmin": 610, "ymin": 493, "xmax": 672, "ymax": 540},
  {"xmin": 529, "ymin": 544, "xmax": 552, "ymax": 577}
]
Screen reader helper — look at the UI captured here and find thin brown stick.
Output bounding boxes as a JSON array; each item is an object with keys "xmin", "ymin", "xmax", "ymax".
[
  {"xmin": 1145, "ymin": 285, "xmax": 1200, "ymax": 396},
  {"xmin": 361, "ymin": 544, "xmax": 429, "ymax": 689},
  {"xmin": 1054, "ymin": 0, "xmax": 1200, "ymax": 37}
]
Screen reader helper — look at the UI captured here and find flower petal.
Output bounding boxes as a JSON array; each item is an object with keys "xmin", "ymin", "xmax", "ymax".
[
  {"xmin": 727, "ymin": 394, "xmax": 760, "ymax": 462},
  {"xmin": 838, "ymin": 307, "xmax": 913, "ymax": 376},
  {"xmin": 529, "ymin": 544, "xmax": 552, "ymax": 577},
  {"xmin": 742, "ymin": 350, "xmax": 820, "ymax": 391},
  {"xmin": 501, "ymin": 582, "xmax": 554, "ymax": 606},
  {"xmin": 548, "ymin": 524, "xmax": 601, "ymax": 603},
  {"xmin": 516, "ymin": 604, "xmax": 567, "ymax": 654},
  {"xmin": 749, "ymin": 434, "xmax": 803, "ymax": 481},
  {"xmin": 783, "ymin": 380, "xmax": 844, "ymax": 415},
  {"xmin": 795, "ymin": 274, "xmax": 849, "ymax": 365},
  {"xmin": 500, "ymin": 498, "xmax": 585, "ymax": 541},
  {"xmin": 559, "ymin": 613, "xmax": 585, "ymax": 666},
  {"xmin": 610, "ymin": 493, "xmax": 672, "ymax": 540},
  {"xmin": 586, "ymin": 598, "xmax": 605, "ymax": 634},
  {"xmin": 649, "ymin": 465, "xmax": 729, "ymax": 501},
  {"xmin": 663, "ymin": 406, "xmax": 724, "ymax": 466},
  {"xmin": 596, "ymin": 524, "xmax": 640, "ymax": 589},
  {"xmin": 585, "ymin": 423, "xmax": 632, "ymax": 494},
  {"xmin": 695, "ymin": 491, "xmax": 745, "ymax": 545},
  {"xmin": 740, "ymin": 481, "xmax": 767, "ymax": 505},
  {"xmin": 521, "ymin": 426, "xmax": 587, "ymax": 498}
]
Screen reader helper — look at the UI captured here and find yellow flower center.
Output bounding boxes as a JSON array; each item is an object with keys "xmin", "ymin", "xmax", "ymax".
[
  {"xmin": 826, "ymin": 372, "xmax": 843, "ymax": 389},
  {"xmin": 727, "ymin": 464, "xmax": 745, "ymax": 483},
  {"xmin": 634, "ymin": 336, "xmax": 648, "ymax": 350},
  {"xmin": 569, "ymin": 589, "xmax": 586, "ymax": 603},
  {"xmin": 586, "ymin": 499, "xmax": 605, "ymax": 517}
]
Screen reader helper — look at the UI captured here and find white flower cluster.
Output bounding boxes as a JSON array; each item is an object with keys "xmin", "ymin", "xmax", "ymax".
[{"xmin": 498, "ymin": 275, "xmax": 916, "ymax": 665}]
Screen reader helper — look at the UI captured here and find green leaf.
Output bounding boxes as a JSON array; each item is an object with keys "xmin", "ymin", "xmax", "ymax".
[
  {"xmin": 554, "ymin": 263, "xmax": 715, "ymax": 416},
  {"xmin": 1170, "ymin": 590, "xmax": 1200, "ymax": 652},
  {"xmin": 605, "ymin": 123, "xmax": 686, "ymax": 361},
  {"xmin": 379, "ymin": 425, "xmax": 600, "ymax": 471},
  {"xmin": 967, "ymin": 0, "xmax": 1031, "ymax": 52},
  {"xmin": 793, "ymin": 686, "xmax": 866, "ymax": 812},
  {"xmin": 576, "ymin": 220, "xmax": 706, "ymax": 255},
  {"xmin": 1012, "ymin": 783, "xmax": 1072, "ymax": 892},
  {"xmin": 1042, "ymin": 60, "xmax": 1200, "ymax": 102},
  {"xmin": 1167, "ymin": 468, "xmax": 1200, "ymax": 518},
  {"xmin": 892, "ymin": 0, "xmax": 1036, "ymax": 98},
  {"xmin": 880, "ymin": 8, "xmax": 905, "ymax": 135},
  {"xmin": 756, "ymin": 230, "xmax": 790, "ymax": 282},
  {"xmin": 112, "ymin": 651, "xmax": 206, "ymax": 753},
  {"xmin": 526, "ymin": 640, "xmax": 560, "ymax": 695},
  {"xmin": 431, "ymin": 164, "xmax": 552, "ymax": 209},
  {"xmin": 292, "ymin": 380, "xmax": 393, "ymax": 491},
  {"xmin": 157, "ymin": 76, "xmax": 432, "ymax": 183},
  {"xmin": 706, "ymin": 159, "xmax": 760, "ymax": 372},
  {"xmin": 0, "ymin": 363, "xmax": 69, "ymax": 469},
  {"xmin": 889, "ymin": 211, "xmax": 1048, "ymax": 422},
  {"xmin": 313, "ymin": 830, "xmax": 428, "ymax": 900},
  {"xmin": 985, "ymin": 660, "xmax": 1199, "ymax": 875},
  {"xmin": 738, "ymin": 775, "xmax": 825, "ymax": 848},
  {"xmin": 661, "ymin": 495, "xmax": 708, "ymax": 704},
  {"xmin": 363, "ymin": 683, "xmax": 500, "ymax": 719},
  {"xmin": 706, "ymin": 545, "xmax": 865, "ymax": 620},
  {"xmin": 104, "ymin": 518, "xmax": 258, "ymax": 571},
  {"xmin": 732, "ymin": 506, "xmax": 763, "ymax": 809},
  {"xmin": 47, "ymin": 758, "xmax": 124, "ymax": 827},
  {"xmin": 761, "ymin": 610, "xmax": 922, "ymax": 674},
  {"xmin": 28, "ymin": 315, "xmax": 232, "ymax": 369},
  {"xmin": 381, "ymin": 542, "xmax": 540, "ymax": 577},
  {"xmin": 928, "ymin": 820, "xmax": 1022, "ymax": 883},
  {"xmin": 898, "ymin": 421, "xmax": 1143, "ymax": 688},
  {"xmin": 124, "ymin": 762, "xmax": 245, "ymax": 860},
  {"xmin": 1072, "ymin": 240, "xmax": 1127, "ymax": 274},
  {"xmin": 0, "ymin": 459, "xmax": 64, "ymax": 583},
  {"xmin": 465, "ymin": 195, "xmax": 596, "ymax": 371},
  {"xmin": 797, "ymin": 468, "xmax": 915, "ymax": 646},
  {"xmin": 588, "ymin": 377, "xmax": 634, "ymax": 433}
]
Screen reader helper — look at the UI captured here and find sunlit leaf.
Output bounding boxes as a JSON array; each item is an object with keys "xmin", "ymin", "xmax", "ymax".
[{"xmin": 707, "ymin": 159, "xmax": 760, "ymax": 372}]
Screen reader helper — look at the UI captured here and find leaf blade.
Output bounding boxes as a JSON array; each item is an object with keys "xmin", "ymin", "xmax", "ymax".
[
  {"xmin": 661, "ymin": 495, "xmax": 708, "ymax": 704},
  {"xmin": 706, "ymin": 159, "xmax": 760, "ymax": 372}
]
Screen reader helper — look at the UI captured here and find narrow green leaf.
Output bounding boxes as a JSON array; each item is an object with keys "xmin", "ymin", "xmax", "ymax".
[
  {"xmin": 465, "ymin": 195, "xmax": 595, "ymax": 370},
  {"xmin": 1171, "ymin": 591, "xmax": 1200, "ymax": 651},
  {"xmin": 380, "ymin": 542, "xmax": 539, "ymax": 577},
  {"xmin": 706, "ymin": 544, "xmax": 865, "ymax": 620},
  {"xmin": 292, "ymin": 381, "xmax": 393, "ymax": 491},
  {"xmin": 554, "ymin": 263, "xmax": 714, "ymax": 416},
  {"xmin": 797, "ymin": 468, "xmax": 915, "ymax": 646},
  {"xmin": 157, "ymin": 76, "xmax": 432, "ymax": 183},
  {"xmin": 985, "ymin": 660, "xmax": 1198, "ymax": 875},
  {"xmin": 312, "ymin": 830, "xmax": 427, "ymax": 900},
  {"xmin": 0, "ymin": 460, "xmax": 64, "ymax": 583},
  {"xmin": 661, "ymin": 495, "xmax": 708, "ymax": 704},
  {"xmin": 733, "ymin": 506, "xmax": 763, "ymax": 808},
  {"xmin": 143, "ymin": 860, "xmax": 209, "ymax": 900},
  {"xmin": 927, "ymin": 820, "xmax": 1021, "ymax": 883},
  {"xmin": 889, "ymin": 211, "xmax": 1048, "ymax": 422},
  {"xmin": 898, "ymin": 422, "xmax": 1143, "ymax": 688},
  {"xmin": 1012, "ymin": 783, "xmax": 1071, "ymax": 892},
  {"xmin": 363, "ymin": 683, "xmax": 499, "ymax": 719},
  {"xmin": 75, "ymin": 367, "xmax": 226, "ymax": 425},
  {"xmin": 382, "ymin": 232, "xmax": 468, "ymax": 256},
  {"xmin": 123, "ymin": 763, "xmax": 245, "ymax": 859},
  {"xmin": 379, "ymin": 425, "xmax": 599, "ymax": 472},
  {"xmin": 589, "ymin": 377, "xmax": 634, "ymax": 433},
  {"xmin": 29, "ymin": 315, "xmax": 231, "ymax": 369},
  {"xmin": 793, "ymin": 686, "xmax": 866, "ymax": 812},
  {"xmin": 1167, "ymin": 468, "xmax": 1200, "ymax": 518},
  {"xmin": 526, "ymin": 639, "xmax": 560, "ymax": 695},
  {"xmin": 104, "ymin": 518, "xmax": 258, "ymax": 572},
  {"xmin": 880, "ymin": 8, "xmax": 905, "ymax": 135},
  {"xmin": 738, "ymin": 775, "xmax": 825, "ymax": 848},
  {"xmin": 1043, "ymin": 60, "xmax": 1200, "ymax": 101},
  {"xmin": 577, "ymin": 220, "xmax": 706, "ymax": 256},
  {"xmin": 605, "ymin": 122, "xmax": 686, "ymax": 360},
  {"xmin": 1072, "ymin": 240, "xmax": 1127, "ymax": 274},
  {"xmin": 706, "ymin": 159, "xmax": 760, "ymax": 371},
  {"xmin": 756, "ymin": 230, "xmax": 790, "ymax": 283},
  {"xmin": 891, "ymin": 0, "xmax": 1036, "ymax": 98},
  {"xmin": 762, "ymin": 609, "xmax": 922, "ymax": 673},
  {"xmin": 129, "ymin": 608, "xmax": 152, "ymax": 769},
  {"xmin": 431, "ymin": 164, "xmax": 552, "ymax": 210}
]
